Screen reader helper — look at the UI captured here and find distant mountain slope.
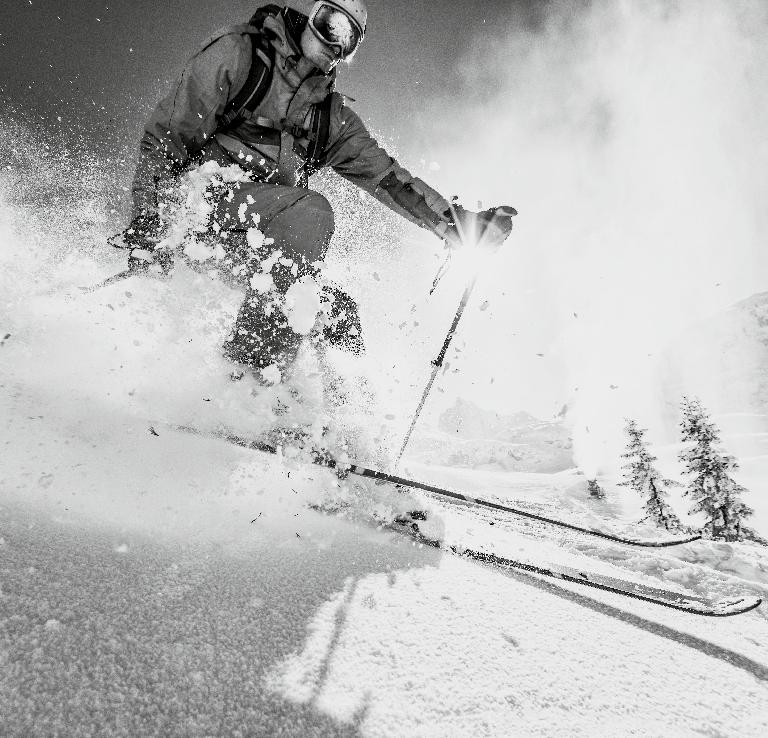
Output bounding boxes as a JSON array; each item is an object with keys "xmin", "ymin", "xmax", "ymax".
[{"xmin": 407, "ymin": 398, "xmax": 573, "ymax": 472}]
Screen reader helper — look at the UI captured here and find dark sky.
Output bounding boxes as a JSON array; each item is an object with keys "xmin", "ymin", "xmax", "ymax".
[{"xmin": 0, "ymin": 0, "xmax": 541, "ymax": 161}]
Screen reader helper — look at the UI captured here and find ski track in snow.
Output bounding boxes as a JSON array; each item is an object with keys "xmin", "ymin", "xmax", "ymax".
[{"xmin": 2, "ymin": 205, "xmax": 768, "ymax": 734}]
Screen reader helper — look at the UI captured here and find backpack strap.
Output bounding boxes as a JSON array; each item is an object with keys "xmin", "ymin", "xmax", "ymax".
[
  {"xmin": 304, "ymin": 94, "xmax": 334, "ymax": 174},
  {"xmin": 219, "ymin": 32, "xmax": 274, "ymax": 130}
]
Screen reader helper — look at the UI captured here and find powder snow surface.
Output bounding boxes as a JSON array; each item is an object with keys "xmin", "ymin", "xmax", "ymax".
[{"xmin": 2, "ymin": 163, "xmax": 768, "ymax": 737}]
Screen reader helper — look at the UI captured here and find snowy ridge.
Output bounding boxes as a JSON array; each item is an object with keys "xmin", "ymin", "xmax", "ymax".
[{"xmin": 407, "ymin": 398, "xmax": 573, "ymax": 473}]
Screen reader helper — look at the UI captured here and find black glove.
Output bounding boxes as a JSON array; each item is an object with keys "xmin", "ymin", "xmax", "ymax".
[
  {"xmin": 118, "ymin": 213, "xmax": 172, "ymax": 274},
  {"xmin": 442, "ymin": 205, "xmax": 517, "ymax": 252}
]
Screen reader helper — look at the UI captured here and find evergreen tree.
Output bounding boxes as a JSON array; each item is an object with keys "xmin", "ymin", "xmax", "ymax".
[
  {"xmin": 619, "ymin": 419, "xmax": 681, "ymax": 530},
  {"xmin": 587, "ymin": 478, "xmax": 606, "ymax": 499},
  {"xmin": 678, "ymin": 397, "xmax": 754, "ymax": 541}
]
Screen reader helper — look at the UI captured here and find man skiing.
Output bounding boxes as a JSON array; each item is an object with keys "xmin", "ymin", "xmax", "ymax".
[{"xmin": 123, "ymin": 0, "xmax": 515, "ymax": 381}]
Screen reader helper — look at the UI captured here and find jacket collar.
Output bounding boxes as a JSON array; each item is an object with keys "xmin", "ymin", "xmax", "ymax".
[{"xmin": 262, "ymin": 11, "xmax": 337, "ymax": 85}]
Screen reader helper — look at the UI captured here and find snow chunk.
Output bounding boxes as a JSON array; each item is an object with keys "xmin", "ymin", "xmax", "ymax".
[
  {"xmin": 250, "ymin": 272, "xmax": 275, "ymax": 294},
  {"xmin": 261, "ymin": 250, "xmax": 283, "ymax": 273},
  {"xmin": 283, "ymin": 276, "xmax": 321, "ymax": 335},
  {"xmin": 260, "ymin": 364, "xmax": 282, "ymax": 386},
  {"xmin": 247, "ymin": 227, "xmax": 266, "ymax": 251},
  {"xmin": 158, "ymin": 160, "xmax": 263, "ymax": 265},
  {"xmin": 184, "ymin": 240, "xmax": 225, "ymax": 263}
]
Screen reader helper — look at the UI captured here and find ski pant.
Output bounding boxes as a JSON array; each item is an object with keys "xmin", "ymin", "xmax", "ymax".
[
  {"xmin": 183, "ymin": 149, "xmax": 363, "ymax": 371},
  {"xmin": 210, "ymin": 181, "xmax": 335, "ymax": 371}
]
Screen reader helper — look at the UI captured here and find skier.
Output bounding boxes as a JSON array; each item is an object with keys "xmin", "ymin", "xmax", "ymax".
[{"xmin": 122, "ymin": 0, "xmax": 515, "ymax": 381}]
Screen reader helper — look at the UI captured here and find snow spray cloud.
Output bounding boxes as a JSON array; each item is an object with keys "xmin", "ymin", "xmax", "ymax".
[
  {"xmin": 419, "ymin": 0, "xmax": 768, "ymax": 475},
  {"xmin": 0, "ymin": 114, "xmax": 132, "ymax": 276}
]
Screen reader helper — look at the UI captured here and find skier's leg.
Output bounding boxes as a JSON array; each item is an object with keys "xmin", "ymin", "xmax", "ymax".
[
  {"xmin": 213, "ymin": 184, "xmax": 335, "ymax": 374},
  {"xmin": 213, "ymin": 184, "xmax": 335, "ymax": 269}
]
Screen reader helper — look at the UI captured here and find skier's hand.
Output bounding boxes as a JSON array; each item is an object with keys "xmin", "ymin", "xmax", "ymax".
[
  {"xmin": 442, "ymin": 205, "xmax": 517, "ymax": 252},
  {"xmin": 116, "ymin": 213, "xmax": 172, "ymax": 275},
  {"xmin": 477, "ymin": 205, "xmax": 517, "ymax": 249}
]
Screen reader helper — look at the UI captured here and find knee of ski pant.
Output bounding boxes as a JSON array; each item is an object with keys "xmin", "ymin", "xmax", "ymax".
[
  {"xmin": 288, "ymin": 191, "xmax": 335, "ymax": 261},
  {"xmin": 298, "ymin": 190, "xmax": 334, "ymax": 226}
]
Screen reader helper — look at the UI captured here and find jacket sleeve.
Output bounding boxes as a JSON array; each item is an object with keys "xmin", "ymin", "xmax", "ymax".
[
  {"xmin": 130, "ymin": 33, "xmax": 251, "ymax": 218},
  {"xmin": 323, "ymin": 95, "xmax": 452, "ymax": 234}
]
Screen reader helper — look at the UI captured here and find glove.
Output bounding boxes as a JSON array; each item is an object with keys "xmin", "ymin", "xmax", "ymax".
[
  {"xmin": 119, "ymin": 213, "xmax": 172, "ymax": 274},
  {"xmin": 442, "ymin": 205, "xmax": 517, "ymax": 252}
]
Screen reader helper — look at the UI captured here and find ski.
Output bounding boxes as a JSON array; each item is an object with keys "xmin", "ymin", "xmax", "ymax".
[
  {"xmin": 453, "ymin": 547, "xmax": 761, "ymax": 617},
  {"xmin": 364, "ymin": 519, "xmax": 760, "ymax": 617},
  {"xmin": 168, "ymin": 423, "xmax": 701, "ymax": 548},
  {"xmin": 170, "ymin": 423, "xmax": 759, "ymax": 617}
]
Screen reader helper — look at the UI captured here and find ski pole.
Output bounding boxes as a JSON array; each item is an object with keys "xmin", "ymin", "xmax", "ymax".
[
  {"xmin": 395, "ymin": 273, "xmax": 479, "ymax": 464},
  {"xmin": 78, "ymin": 268, "xmax": 137, "ymax": 293},
  {"xmin": 79, "ymin": 228, "xmax": 175, "ymax": 293},
  {"xmin": 395, "ymin": 205, "xmax": 517, "ymax": 465}
]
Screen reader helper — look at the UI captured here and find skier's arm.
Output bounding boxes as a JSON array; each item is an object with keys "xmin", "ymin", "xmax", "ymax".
[
  {"xmin": 130, "ymin": 34, "xmax": 251, "ymax": 219},
  {"xmin": 323, "ymin": 97, "xmax": 454, "ymax": 237}
]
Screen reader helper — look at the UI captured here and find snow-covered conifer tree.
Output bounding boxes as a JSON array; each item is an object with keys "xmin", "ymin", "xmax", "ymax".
[
  {"xmin": 587, "ymin": 478, "xmax": 606, "ymax": 499},
  {"xmin": 619, "ymin": 419, "xmax": 681, "ymax": 530},
  {"xmin": 678, "ymin": 397, "xmax": 754, "ymax": 541}
]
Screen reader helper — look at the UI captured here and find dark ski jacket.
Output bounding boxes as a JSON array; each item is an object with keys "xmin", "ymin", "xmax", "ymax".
[{"xmin": 131, "ymin": 8, "xmax": 450, "ymax": 231}]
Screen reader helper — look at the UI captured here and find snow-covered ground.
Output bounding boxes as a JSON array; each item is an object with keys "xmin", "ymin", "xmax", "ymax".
[{"xmin": 2, "ymin": 199, "xmax": 768, "ymax": 736}]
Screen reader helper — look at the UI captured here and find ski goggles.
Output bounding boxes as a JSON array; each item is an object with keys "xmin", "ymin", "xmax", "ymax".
[{"xmin": 309, "ymin": 2, "xmax": 365, "ymax": 59}]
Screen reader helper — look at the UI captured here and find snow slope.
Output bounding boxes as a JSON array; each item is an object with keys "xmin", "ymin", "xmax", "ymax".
[
  {"xmin": 2, "ymin": 255, "xmax": 768, "ymax": 737},
  {"xmin": 3, "ymin": 417, "xmax": 768, "ymax": 737}
]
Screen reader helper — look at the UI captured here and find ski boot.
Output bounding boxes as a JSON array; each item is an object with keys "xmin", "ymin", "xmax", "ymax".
[{"xmin": 392, "ymin": 510, "xmax": 442, "ymax": 548}]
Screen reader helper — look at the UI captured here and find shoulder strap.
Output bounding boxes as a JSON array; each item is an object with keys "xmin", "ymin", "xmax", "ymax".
[
  {"xmin": 247, "ymin": 4, "xmax": 284, "ymax": 28},
  {"xmin": 305, "ymin": 94, "xmax": 333, "ymax": 169},
  {"xmin": 219, "ymin": 29, "xmax": 275, "ymax": 130}
]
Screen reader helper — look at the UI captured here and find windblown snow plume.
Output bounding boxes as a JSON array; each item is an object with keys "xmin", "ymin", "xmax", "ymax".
[{"xmin": 420, "ymin": 0, "xmax": 768, "ymax": 472}]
